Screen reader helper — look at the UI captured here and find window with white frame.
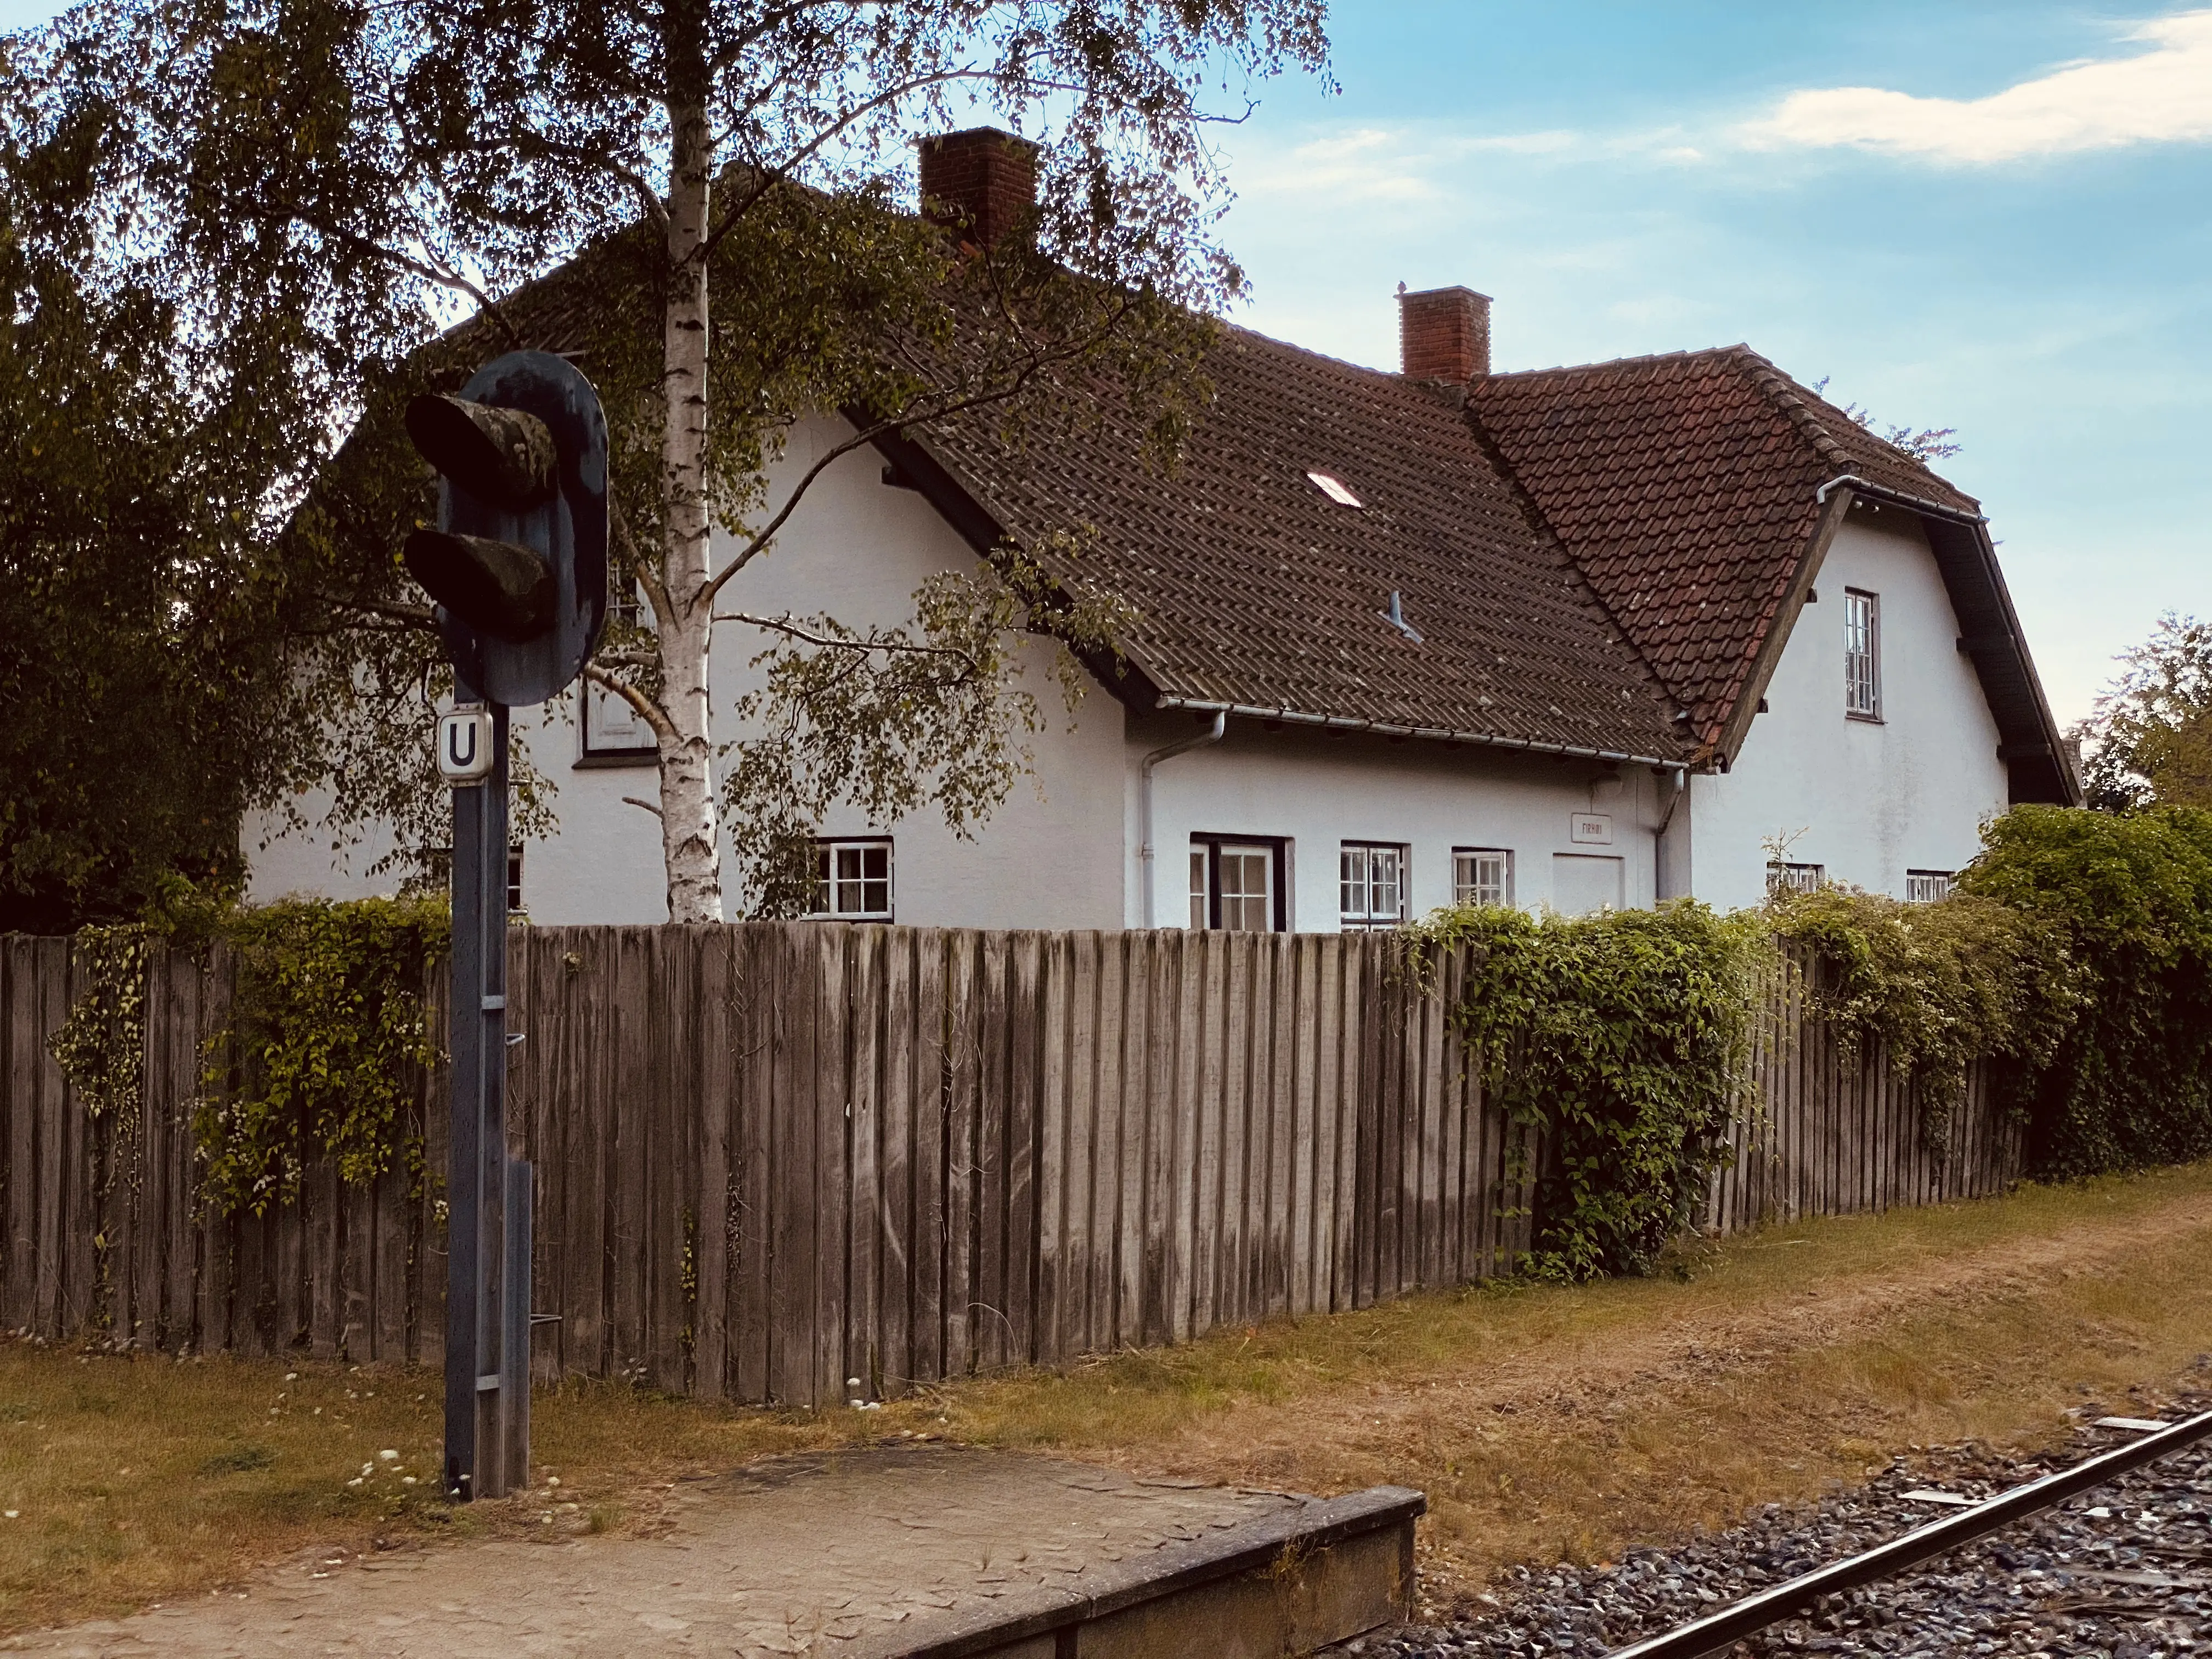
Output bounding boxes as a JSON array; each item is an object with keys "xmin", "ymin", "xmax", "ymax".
[
  {"xmin": 1767, "ymin": 861, "xmax": 1826, "ymax": 896},
  {"xmin": 1453, "ymin": 847, "xmax": 1514, "ymax": 908},
  {"xmin": 812, "ymin": 839, "xmax": 893, "ymax": 921},
  {"xmin": 1188, "ymin": 837, "xmax": 1283, "ymax": 932},
  {"xmin": 1844, "ymin": 589, "xmax": 1881, "ymax": 719},
  {"xmin": 582, "ymin": 575, "xmax": 656, "ymax": 760},
  {"xmin": 1905, "ymin": 870, "xmax": 1955, "ymax": 904},
  {"xmin": 1339, "ymin": 843, "xmax": 1407, "ymax": 930}
]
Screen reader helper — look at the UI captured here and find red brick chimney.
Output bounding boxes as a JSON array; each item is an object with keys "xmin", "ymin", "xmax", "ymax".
[
  {"xmin": 917, "ymin": 128, "xmax": 1039, "ymax": 249},
  {"xmin": 1397, "ymin": 285, "xmax": 1492, "ymax": 383}
]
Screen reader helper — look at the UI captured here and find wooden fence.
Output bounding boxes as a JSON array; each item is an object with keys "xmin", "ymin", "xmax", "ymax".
[{"xmin": 0, "ymin": 926, "xmax": 2023, "ymax": 1404}]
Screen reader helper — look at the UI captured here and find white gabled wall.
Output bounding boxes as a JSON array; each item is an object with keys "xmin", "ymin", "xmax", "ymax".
[
  {"xmin": 1686, "ymin": 501, "xmax": 2008, "ymax": 912},
  {"xmin": 246, "ymin": 413, "xmax": 1130, "ymax": 927}
]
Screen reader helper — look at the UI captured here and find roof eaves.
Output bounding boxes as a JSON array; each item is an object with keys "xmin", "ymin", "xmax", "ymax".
[{"xmin": 1153, "ymin": 695, "xmax": 1691, "ymax": 771}]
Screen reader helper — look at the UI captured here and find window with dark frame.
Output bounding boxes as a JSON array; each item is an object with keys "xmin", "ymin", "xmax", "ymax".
[
  {"xmin": 1905, "ymin": 870, "xmax": 1955, "ymax": 904},
  {"xmin": 1187, "ymin": 836, "xmax": 1287, "ymax": 932},
  {"xmin": 1767, "ymin": 861, "xmax": 1826, "ymax": 896},
  {"xmin": 810, "ymin": 839, "xmax": 894, "ymax": 921},
  {"xmin": 1339, "ymin": 842, "xmax": 1407, "ymax": 930},
  {"xmin": 1844, "ymin": 589, "xmax": 1881, "ymax": 719},
  {"xmin": 1453, "ymin": 847, "xmax": 1513, "ymax": 907},
  {"xmin": 412, "ymin": 846, "xmax": 526, "ymax": 914}
]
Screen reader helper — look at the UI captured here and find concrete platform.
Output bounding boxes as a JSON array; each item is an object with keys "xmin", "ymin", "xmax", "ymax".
[{"xmin": 4, "ymin": 1444, "xmax": 1423, "ymax": 1657}]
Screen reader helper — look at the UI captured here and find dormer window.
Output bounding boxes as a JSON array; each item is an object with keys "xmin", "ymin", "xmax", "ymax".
[{"xmin": 1306, "ymin": 470, "xmax": 1363, "ymax": 507}]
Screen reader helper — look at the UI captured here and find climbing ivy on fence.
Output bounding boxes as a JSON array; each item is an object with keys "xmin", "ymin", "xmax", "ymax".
[
  {"xmin": 194, "ymin": 896, "xmax": 448, "ymax": 1216},
  {"xmin": 1408, "ymin": 902, "xmax": 1764, "ymax": 1283},
  {"xmin": 48, "ymin": 924, "xmax": 154, "ymax": 1130},
  {"xmin": 1764, "ymin": 883, "xmax": 2086, "ymax": 1147}
]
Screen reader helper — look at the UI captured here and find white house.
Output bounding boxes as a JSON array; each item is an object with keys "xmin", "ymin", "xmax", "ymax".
[{"xmin": 249, "ymin": 129, "xmax": 2078, "ymax": 930}]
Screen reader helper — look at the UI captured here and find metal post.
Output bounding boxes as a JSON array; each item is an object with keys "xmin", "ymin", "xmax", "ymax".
[{"xmin": 443, "ymin": 696, "xmax": 523, "ymax": 1500}]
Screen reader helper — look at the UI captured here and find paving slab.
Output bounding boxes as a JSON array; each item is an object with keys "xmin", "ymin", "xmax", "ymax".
[{"xmin": 0, "ymin": 1445, "xmax": 1421, "ymax": 1657}]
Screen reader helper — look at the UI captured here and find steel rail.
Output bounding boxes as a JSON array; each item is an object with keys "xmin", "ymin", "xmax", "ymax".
[{"xmin": 1606, "ymin": 1408, "xmax": 2212, "ymax": 1659}]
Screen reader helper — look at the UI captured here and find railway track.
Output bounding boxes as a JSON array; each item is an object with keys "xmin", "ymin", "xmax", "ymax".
[
  {"xmin": 1361, "ymin": 1390, "xmax": 2212, "ymax": 1659},
  {"xmin": 1608, "ymin": 1407, "xmax": 2212, "ymax": 1658}
]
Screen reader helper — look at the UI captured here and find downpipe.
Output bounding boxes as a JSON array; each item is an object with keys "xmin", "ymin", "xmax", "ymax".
[{"xmin": 1139, "ymin": 711, "xmax": 1226, "ymax": 927}]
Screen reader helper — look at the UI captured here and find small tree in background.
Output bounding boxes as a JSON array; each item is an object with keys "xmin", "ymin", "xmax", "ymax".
[{"xmin": 2073, "ymin": 613, "xmax": 2212, "ymax": 815}]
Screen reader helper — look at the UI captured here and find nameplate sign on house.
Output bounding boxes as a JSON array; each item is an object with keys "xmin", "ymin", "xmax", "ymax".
[{"xmin": 1570, "ymin": 813, "xmax": 1614, "ymax": 846}]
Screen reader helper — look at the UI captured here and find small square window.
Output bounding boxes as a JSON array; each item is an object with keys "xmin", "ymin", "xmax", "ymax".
[
  {"xmin": 1844, "ymin": 589, "xmax": 1881, "ymax": 720},
  {"xmin": 1340, "ymin": 843, "xmax": 1407, "ymax": 930},
  {"xmin": 1767, "ymin": 861, "xmax": 1826, "ymax": 896},
  {"xmin": 1188, "ymin": 837, "xmax": 1285, "ymax": 932},
  {"xmin": 1905, "ymin": 870, "xmax": 1954, "ymax": 904},
  {"xmin": 1453, "ymin": 848, "xmax": 1513, "ymax": 908},
  {"xmin": 811, "ymin": 839, "xmax": 894, "ymax": 921}
]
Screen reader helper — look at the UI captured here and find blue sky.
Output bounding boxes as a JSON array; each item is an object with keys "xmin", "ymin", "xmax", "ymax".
[
  {"xmin": 1211, "ymin": 2, "xmax": 2212, "ymax": 727},
  {"xmin": 5, "ymin": 0, "xmax": 2203, "ymax": 725}
]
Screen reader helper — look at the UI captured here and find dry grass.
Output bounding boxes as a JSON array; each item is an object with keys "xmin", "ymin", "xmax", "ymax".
[{"xmin": 4, "ymin": 1163, "xmax": 2212, "ymax": 1634}]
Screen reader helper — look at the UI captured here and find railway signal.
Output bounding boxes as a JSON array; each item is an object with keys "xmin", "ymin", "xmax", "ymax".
[{"xmin": 406, "ymin": 351, "xmax": 608, "ymax": 1502}]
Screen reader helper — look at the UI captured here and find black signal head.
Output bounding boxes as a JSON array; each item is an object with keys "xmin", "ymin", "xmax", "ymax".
[
  {"xmin": 406, "ymin": 352, "xmax": 608, "ymax": 706},
  {"xmin": 405, "ymin": 396, "xmax": 558, "ymax": 509}
]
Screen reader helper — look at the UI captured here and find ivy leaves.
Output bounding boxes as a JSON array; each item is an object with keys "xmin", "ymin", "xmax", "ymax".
[
  {"xmin": 195, "ymin": 897, "xmax": 448, "ymax": 1216},
  {"xmin": 1411, "ymin": 904, "xmax": 1763, "ymax": 1284}
]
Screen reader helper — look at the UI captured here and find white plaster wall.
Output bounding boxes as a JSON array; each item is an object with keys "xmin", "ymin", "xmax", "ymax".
[
  {"xmin": 1687, "ymin": 503, "xmax": 2008, "ymax": 912},
  {"xmin": 1128, "ymin": 717, "xmax": 1668, "ymax": 930},
  {"xmin": 247, "ymin": 414, "xmax": 1128, "ymax": 927}
]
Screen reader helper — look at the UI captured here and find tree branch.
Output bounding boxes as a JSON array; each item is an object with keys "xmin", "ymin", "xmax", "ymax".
[
  {"xmin": 582, "ymin": 661, "xmax": 678, "ymax": 743},
  {"xmin": 713, "ymin": 610, "xmax": 984, "ymax": 673}
]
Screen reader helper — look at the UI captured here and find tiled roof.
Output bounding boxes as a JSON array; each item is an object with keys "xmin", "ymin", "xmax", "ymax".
[
  {"xmin": 910, "ymin": 326, "xmax": 1692, "ymax": 764},
  {"xmin": 1468, "ymin": 346, "xmax": 1979, "ymax": 751}
]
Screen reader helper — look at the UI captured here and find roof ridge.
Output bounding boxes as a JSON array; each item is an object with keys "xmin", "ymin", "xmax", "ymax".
[
  {"xmin": 1725, "ymin": 345, "xmax": 1858, "ymax": 472},
  {"xmin": 1482, "ymin": 342, "xmax": 1755, "ymax": 381}
]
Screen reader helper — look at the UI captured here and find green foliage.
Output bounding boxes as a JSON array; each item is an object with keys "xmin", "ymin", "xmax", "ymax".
[
  {"xmin": 1959, "ymin": 804, "xmax": 2212, "ymax": 1177},
  {"xmin": 5, "ymin": 0, "xmax": 1330, "ymax": 921},
  {"xmin": 47, "ymin": 926, "xmax": 154, "ymax": 1128},
  {"xmin": 2073, "ymin": 613, "xmax": 2212, "ymax": 814},
  {"xmin": 1410, "ymin": 903, "xmax": 1763, "ymax": 1283},
  {"xmin": 1765, "ymin": 884, "xmax": 2085, "ymax": 1142},
  {"xmin": 194, "ymin": 897, "xmax": 448, "ymax": 1216},
  {"xmin": 0, "ymin": 212, "xmax": 273, "ymax": 930}
]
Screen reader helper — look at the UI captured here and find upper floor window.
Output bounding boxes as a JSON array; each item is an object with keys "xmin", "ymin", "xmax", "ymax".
[
  {"xmin": 1453, "ymin": 847, "xmax": 1513, "ymax": 909},
  {"xmin": 1905, "ymin": 870, "xmax": 1955, "ymax": 904},
  {"xmin": 1339, "ymin": 843, "xmax": 1407, "ymax": 931},
  {"xmin": 812, "ymin": 838, "xmax": 893, "ymax": 921},
  {"xmin": 1768, "ymin": 861, "xmax": 1825, "ymax": 896},
  {"xmin": 1844, "ymin": 589, "xmax": 1881, "ymax": 720},
  {"xmin": 1189, "ymin": 836, "xmax": 1284, "ymax": 932}
]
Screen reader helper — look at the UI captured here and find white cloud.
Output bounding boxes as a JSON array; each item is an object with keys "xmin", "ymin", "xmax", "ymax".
[{"xmin": 1743, "ymin": 10, "xmax": 2212, "ymax": 163}]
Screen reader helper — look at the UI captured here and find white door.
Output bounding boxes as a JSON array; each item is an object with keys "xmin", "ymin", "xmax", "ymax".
[{"xmin": 1551, "ymin": 854, "xmax": 1624, "ymax": 915}]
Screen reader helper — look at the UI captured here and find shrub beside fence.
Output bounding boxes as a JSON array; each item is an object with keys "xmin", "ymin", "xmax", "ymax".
[{"xmin": 0, "ymin": 925, "xmax": 2021, "ymax": 1404}]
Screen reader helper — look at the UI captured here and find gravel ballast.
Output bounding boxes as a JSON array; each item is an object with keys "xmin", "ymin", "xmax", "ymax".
[{"xmin": 1353, "ymin": 1387, "xmax": 2212, "ymax": 1658}]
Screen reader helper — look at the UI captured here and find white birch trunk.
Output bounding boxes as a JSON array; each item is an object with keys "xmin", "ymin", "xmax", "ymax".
[{"xmin": 653, "ymin": 35, "xmax": 725, "ymax": 925}]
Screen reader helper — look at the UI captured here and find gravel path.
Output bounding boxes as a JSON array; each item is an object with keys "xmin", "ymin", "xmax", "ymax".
[{"xmin": 1357, "ymin": 1388, "xmax": 2212, "ymax": 1659}]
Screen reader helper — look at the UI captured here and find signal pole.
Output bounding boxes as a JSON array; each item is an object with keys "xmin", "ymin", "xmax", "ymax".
[{"xmin": 409, "ymin": 353, "xmax": 608, "ymax": 1501}]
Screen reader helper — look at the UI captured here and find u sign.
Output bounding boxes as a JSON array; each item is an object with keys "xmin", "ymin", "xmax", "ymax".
[{"xmin": 438, "ymin": 710, "xmax": 496, "ymax": 783}]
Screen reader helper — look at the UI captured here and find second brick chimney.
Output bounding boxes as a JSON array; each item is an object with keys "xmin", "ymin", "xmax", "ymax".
[
  {"xmin": 917, "ymin": 127, "xmax": 1039, "ymax": 249},
  {"xmin": 1398, "ymin": 285, "xmax": 1492, "ymax": 383}
]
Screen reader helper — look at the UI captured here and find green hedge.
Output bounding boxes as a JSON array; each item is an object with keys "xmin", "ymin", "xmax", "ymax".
[{"xmin": 1959, "ymin": 804, "xmax": 2212, "ymax": 1176}]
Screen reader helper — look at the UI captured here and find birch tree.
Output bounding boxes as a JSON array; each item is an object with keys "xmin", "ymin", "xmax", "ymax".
[{"xmin": 6, "ymin": 0, "xmax": 1329, "ymax": 921}]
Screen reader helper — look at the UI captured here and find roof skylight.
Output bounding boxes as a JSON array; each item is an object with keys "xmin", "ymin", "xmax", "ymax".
[{"xmin": 1306, "ymin": 470, "xmax": 1363, "ymax": 507}]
